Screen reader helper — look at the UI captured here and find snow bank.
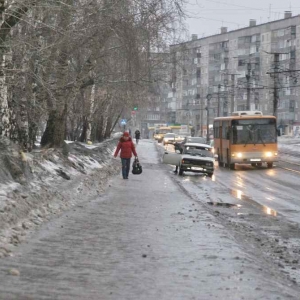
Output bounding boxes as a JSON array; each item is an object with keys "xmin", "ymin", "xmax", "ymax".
[{"xmin": 0, "ymin": 137, "xmax": 120, "ymax": 256}]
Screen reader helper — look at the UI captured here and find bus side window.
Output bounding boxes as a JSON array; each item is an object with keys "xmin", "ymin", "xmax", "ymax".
[
  {"xmin": 222, "ymin": 121, "xmax": 227, "ymax": 139},
  {"xmin": 226, "ymin": 129, "xmax": 230, "ymax": 140},
  {"xmin": 232, "ymin": 125, "xmax": 237, "ymax": 144},
  {"xmin": 214, "ymin": 121, "xmax": 220, "ymax": 138}
]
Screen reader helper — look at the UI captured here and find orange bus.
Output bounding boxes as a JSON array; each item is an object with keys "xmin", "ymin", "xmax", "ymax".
[{"xmin": 213, "ymin": 111, "xmax": 278, "ymax": 170}]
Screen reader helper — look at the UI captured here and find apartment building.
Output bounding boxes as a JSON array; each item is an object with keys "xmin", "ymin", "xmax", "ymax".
[{"xmin": 169, "ymin": 11, "xmax": 300, "ymax": 136}]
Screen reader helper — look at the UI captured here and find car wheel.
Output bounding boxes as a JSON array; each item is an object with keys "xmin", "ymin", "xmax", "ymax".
[
  {"xmin": 207, "ymin": 173, "xmax": 213, "ymax": 178},
  {"xmin": 267, "ymin": 162, "xmax": 273, "ymax": 168},
  {"xmin": 257, "ymin": 162, "xmax": 262, "ymax": 167},
  {"xmin": 179, "ymin": 168, "xmax": 184, "ymax": 176}
]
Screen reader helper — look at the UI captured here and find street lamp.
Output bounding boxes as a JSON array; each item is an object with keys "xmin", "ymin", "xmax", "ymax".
[{"xmin": 206, "ymin": 94, "xmax": 212, "ymax": 143}]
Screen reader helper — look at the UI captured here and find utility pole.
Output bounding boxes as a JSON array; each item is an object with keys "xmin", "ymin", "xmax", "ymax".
[
  {"xmin": 273, "ymin": 53, "xmax": 280, "ymax": 118},
  {"xmin": 246, "ymin": 63, "xmax": 251, "ymax": 110},
  {"xmin": 206, "ymin": 94, "xmax": 212, "ymax": 143},
  {"xmin": 187, "ymin": 100, "xmax": 190, "ymax": 134},
  {"xmin": 266, "ymin": 51, "xmax": 292, "ymax": 118},
  {"xmin": 200, "ymin": 91, "xmax": 204, "ymax": 137},
  {"xmin": 230, "ymin": 74, "xmax": 236, "ymax": 113},
  {"xmin": 221, "ymin": 71, "xmax": 239, "ymax": 114},
  {"xmin": 217, "ymin": 84, "xmax": 221, "ymax": 117}
]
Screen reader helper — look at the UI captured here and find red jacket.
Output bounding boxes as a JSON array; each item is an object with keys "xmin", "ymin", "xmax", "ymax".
[{"xmin": 114, "ymin": 137, "xmax": 137, "ymax": 158}]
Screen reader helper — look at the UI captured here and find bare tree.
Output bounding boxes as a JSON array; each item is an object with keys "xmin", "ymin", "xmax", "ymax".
[{"xmin": 0, "ymin": 0, "xmax": 186, "ymax": 149}]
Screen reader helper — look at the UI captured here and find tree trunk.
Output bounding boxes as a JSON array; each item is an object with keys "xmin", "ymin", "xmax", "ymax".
[
  {"xmin": 79, "ymin": 117, "xmax": 88, "ymax": 142},
  {"xmin": 104, "ymin": 116, "xmax": 112, "ymax": 139},
  {"xmin": 41, "ymin": 106, "xmax": 67, "ymax": 147},
  {"xmin": 92, "ymin": 115, "xmax": 104, "ymax": 142}
]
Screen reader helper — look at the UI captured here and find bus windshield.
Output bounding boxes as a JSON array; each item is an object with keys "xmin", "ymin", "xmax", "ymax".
[{"xmin": 231, "ymin": 119, "xmax": 277, "ymax": 145}]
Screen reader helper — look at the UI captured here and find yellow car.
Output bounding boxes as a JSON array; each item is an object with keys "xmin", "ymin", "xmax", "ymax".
[{"xmin": 153, "ymin": 127, "xmax": 172, "ymax": 142}]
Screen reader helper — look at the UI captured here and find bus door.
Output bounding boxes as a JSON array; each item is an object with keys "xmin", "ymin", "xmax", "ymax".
[
  {"xmin": 220, "ymin": 121, "xmax": 229, "ymax": 164},
  {"xmin": 219, "ymin": 122, "xmax": 223, "ymax": 162},
  {"xmin": 222, "ymin": 121, "xmax": 230, "ymax": 164},
  {"xmin": 213, "ymin": 121, "xmax": 221, "ymax": 161}
]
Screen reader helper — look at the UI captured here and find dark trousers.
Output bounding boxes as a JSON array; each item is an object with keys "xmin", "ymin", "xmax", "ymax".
[{"xmin": 121, "ymin": 158, "xmax": 131, "ymax": 179}]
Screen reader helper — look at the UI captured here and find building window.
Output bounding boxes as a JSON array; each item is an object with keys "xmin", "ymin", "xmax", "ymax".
[
  {"xmin": 290, "ymin": 100, "xmax": 295, "ymax": 112},
  {"xmin": 238, "ymin": 59, "xmax": 244, "ymax": 66},
  {"xmin": 291, "ymin": 50, "xmax": 296, "ymax": 59}
]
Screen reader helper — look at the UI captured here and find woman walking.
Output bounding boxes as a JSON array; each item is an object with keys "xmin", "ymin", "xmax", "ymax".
[{"xmin": 114, "ymin": 132, "xmax": 138, "ymax": 179}]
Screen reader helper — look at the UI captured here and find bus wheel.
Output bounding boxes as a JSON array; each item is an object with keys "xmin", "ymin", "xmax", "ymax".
[
  {"xmin": 267, "ymin": 162, "xmax": 273, "ymax": 168},
  {"xmin": 257, "ymin": 162, "xmax": 262, "ymax": 167},
  {"xmin": 251, "ymin": 163, "xmax": 256, "ymax": 167},
  {"xmin": 230, "ymin": 163, "xmax": 235, "ymax": 170}
]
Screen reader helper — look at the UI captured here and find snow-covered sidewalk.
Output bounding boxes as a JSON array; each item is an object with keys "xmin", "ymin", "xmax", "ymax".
[{"xmin": 0, "ymin": 139, "xmax": 299, "ymax": 299}]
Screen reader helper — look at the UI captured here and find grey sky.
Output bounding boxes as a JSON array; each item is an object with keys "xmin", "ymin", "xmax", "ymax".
[{"xmin": 185, "ymin": 0, "xmax": 300, "ymax": 37}]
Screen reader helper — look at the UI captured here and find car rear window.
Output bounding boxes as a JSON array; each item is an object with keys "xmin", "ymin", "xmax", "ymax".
[{"xmin": 187, "ymin": 137, "xmax": 206, "ymax": 144}]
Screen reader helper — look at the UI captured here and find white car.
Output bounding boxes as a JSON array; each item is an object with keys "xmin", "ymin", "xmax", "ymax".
[{"xmin": 163, "ymin": 143, "xmax": 215, "ymax": 177}]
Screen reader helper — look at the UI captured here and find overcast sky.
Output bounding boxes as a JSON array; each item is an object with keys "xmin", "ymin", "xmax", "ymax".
[{"xmin": 185, "ymin": 0, "xmax": 300, "ymax": 38}]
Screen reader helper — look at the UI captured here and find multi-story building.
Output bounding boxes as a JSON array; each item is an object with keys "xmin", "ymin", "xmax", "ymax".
[{"xmin": 169, "ymin": 11, "xmax": 300, "ymax": 136}]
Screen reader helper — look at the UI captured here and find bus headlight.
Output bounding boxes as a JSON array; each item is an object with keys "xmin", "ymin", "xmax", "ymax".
[{"xmin": 265, "ymin": 152, "xmax": 273, "ymax": 157}]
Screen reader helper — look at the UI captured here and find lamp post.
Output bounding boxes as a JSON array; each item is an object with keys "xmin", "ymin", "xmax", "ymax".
[
  {"xmin": 187, "ymin": 100, "xmax": 190, "ymax": 134},
  {"xmin": 206, "ymin": 94, "xmax": 212, "ymax": 143}
]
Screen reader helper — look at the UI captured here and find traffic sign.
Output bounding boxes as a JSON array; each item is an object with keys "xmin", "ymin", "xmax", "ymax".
[{"xmin": 120, "ymin": 119, "xmax": 127, "ymax": 125}]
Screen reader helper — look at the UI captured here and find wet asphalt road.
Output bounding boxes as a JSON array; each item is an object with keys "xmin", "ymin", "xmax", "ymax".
[{"xmin": 0, "ymin": 140, "xmax": 299, "ymax": 299}]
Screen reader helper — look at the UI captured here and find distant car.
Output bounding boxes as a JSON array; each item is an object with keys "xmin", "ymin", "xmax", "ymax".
[
  {"xmin": 163, "ymin": 142, "xmax": 215, "ymax": 177},
  {"xmin": 174, "ymin": 136, "xmax": 208, "ymax": 153},
  {"xmin": 163, "ymin": 133, "xmax": 177, "ymax": 145},
  {"xmin": 153, "ymin": 128, "xmax": 172, "ymax": 142}
]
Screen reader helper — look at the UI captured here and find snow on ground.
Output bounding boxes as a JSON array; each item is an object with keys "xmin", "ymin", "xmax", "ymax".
[
  {"xmin": 278, "ymin": 136, "xmax": 300, "ymax": 151},
  {"xmin": 0, "ymin": 135, "xmax": 299, "ymax": 257},
  {"xmin": 0, "ymin": 138, "xmax": 121, "ymax": 256}
]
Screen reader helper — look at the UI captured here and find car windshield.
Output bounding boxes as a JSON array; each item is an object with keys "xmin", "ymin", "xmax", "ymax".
[
  {"xmin": 186, "ymin": 137, "xmax": 207, "ymax": 144},
  {"xmin": 231, "ymin": 119, "xmax": 277, "ymax": 145},
  {"xmin": 183, "ymin": 146, "xmax": 213, "ymax": 158}
]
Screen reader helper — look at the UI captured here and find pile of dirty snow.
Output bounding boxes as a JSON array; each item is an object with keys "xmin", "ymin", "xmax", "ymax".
[{"xmin": 0, "ymin": 137, "xmax": 120, "ymax": 257}]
